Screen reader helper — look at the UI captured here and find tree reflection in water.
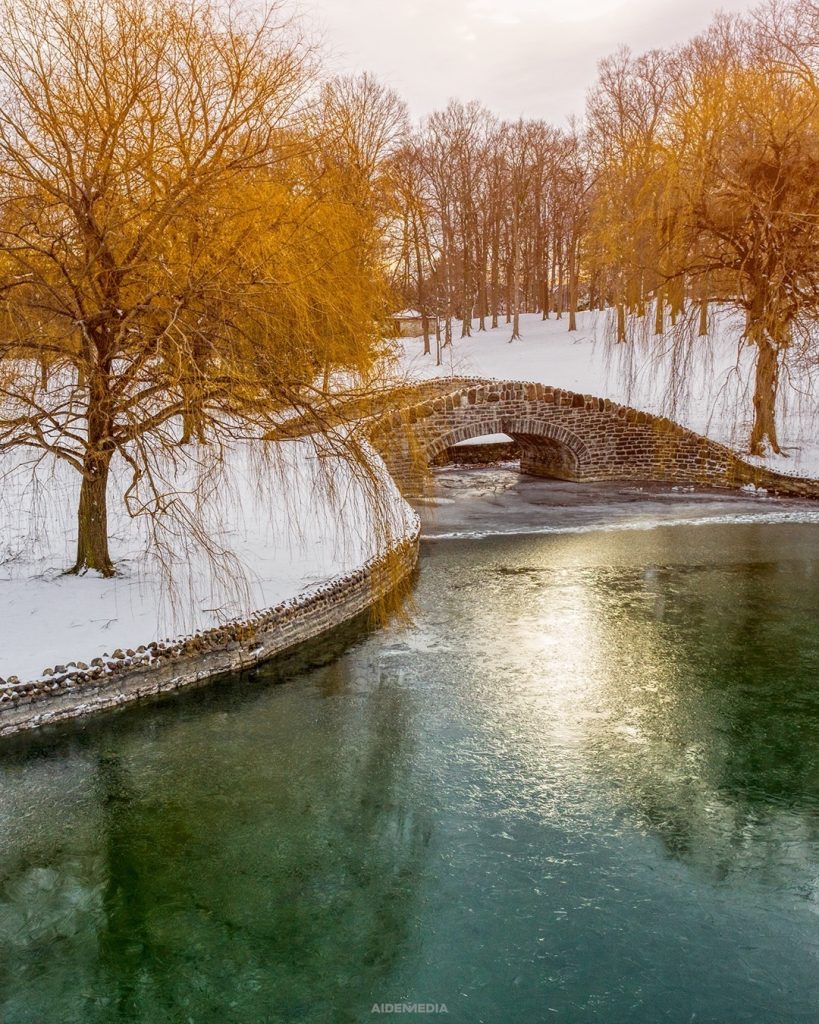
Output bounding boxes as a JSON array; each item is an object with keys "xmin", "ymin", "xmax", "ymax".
[
  {"xmin": 0, "ymin": 628, "xmax": 431, "ymax": 1023},
  {"xmin": 0, "ymin": 519, "xmax": 817, "ymax": 1023}
]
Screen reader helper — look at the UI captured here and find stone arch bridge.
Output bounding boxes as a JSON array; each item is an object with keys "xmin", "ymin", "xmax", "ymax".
[{"xmin": 368, "ymin": 378, "xmax": 818, "ymax": 498}]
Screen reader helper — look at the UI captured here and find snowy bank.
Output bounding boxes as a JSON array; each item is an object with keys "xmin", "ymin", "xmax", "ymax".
[
  {"xmin": 0, "ymin": 438, "xmax": 415, "ymax": 685},
  {"xmin": 0, "ymin": 512, "xmax": 420, "ymax": 737}
]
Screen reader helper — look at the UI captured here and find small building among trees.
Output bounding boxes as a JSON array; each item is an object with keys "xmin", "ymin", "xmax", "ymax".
[{"xmin": 391, "ymin": 309, "xmax": 429, "ymax": 338}]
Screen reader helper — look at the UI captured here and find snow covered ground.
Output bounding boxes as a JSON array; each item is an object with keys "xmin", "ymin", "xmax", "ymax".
[
  {"xmin": 0, "ymin": 439, "xmax": 412, "ymax": 682},
  {"xmin": 399, "ymin": 308, "xmax": 819, "ymax": 478},
  {"xmin": 2, "ymin": 304, "xmax": 816, "ymax": 686}
]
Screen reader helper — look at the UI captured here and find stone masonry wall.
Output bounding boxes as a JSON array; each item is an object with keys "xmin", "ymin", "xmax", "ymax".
[
  {"xmin": 0, "ymin": 518, "xmax": 420, "ymax": 738},
  {"xmin": 370, "ymin": 378, "xmax": 819, "ymax": 499}
]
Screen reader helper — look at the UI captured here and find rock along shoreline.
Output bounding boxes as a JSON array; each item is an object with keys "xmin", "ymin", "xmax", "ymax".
[{"xmin": 0, "ymin": 514, "xmax": 421, "ymax": 739}]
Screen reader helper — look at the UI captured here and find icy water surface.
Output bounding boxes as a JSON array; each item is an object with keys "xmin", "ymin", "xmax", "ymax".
[{"xmin": 1, "ymin": 472, "xmax": 818, "ymax": 1023}]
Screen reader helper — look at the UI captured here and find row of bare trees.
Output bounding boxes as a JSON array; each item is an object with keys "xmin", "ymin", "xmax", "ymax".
[
  {"xmin": 388, "ymin": 0, "xmax": 819, "ymax": 456},
  {"xmin": 391, "ymin": 106, "xmax": 591, "ymax": 352}
]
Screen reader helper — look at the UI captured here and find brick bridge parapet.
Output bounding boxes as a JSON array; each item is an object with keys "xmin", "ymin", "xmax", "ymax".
[{"xmin": 368, "ymin": 377, "xmax": 819, "ymax": 498}]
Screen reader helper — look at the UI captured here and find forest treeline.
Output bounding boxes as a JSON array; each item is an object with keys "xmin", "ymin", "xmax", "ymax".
[
  {"xmin": 0, "ymin": 0, "xmax": 816, "ymax": 575},
  {"xmin": 387, "ymin": 0, "xmax": 819, "ymax": 456}
]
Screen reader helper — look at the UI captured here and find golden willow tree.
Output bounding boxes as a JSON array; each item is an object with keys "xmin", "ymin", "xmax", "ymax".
[
  {"xmin": 586, "ymin": 5, "xmax": 819, "ymax": 455},
  {"xmin": 0, "ymin": 0, "xmax": 395, "ymax": 576},
  {"xmin": 585, "ymin": 47, "xmax": 675, "ymax": 340},
  {"xmin": 312, "ymin": 72, "xmax": 409, "ymax": 382},
  {"xmin": 666, "ymin": 11, "xmax": 819, "ymax": 455}
]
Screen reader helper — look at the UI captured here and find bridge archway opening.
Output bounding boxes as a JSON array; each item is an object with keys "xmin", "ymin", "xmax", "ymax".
[
  {"xmin": 441, "ymin": 431, "xmax": 517, "ymax": 466},
  {"xmin": 452, "ymin": 431, "xmax": 513, "ymax": 448},
  {"xmin": 427, "ymin": 421, "xmax": 589, "ymax": 483}
]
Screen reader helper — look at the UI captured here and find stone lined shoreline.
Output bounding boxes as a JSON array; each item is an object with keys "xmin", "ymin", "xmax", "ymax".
[
  {"xmin": 0, "ymin": 514, "xmax": 420, "ymax": 738},
  {"xmin": 3, "ymin": 372, "xmax": 818, "ymax": 740}
]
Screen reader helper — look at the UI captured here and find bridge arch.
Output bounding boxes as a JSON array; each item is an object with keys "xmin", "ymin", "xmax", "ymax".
[
  {"xmin": 425, "ymin": 419, "xmax": 592, "ymax": 481},
  {"xmin": 368, "ymin": 378, "xmax": 817, "ymax": 498}
]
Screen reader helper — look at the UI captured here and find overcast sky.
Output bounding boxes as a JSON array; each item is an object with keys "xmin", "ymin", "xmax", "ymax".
[{"xmin": 304, "ymin": 0, "xmax": 760, "ymax": 125}]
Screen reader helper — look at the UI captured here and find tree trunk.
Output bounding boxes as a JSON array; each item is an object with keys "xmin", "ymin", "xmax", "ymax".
[
  {"xmin": 435, "ymin": 317, "xmax": 442, "ymax": 367},
  {"xmin": 616, "ymin": 301, "xmax": 626, "ymax": 343},
  {"xmin": 698, "ymin": 298, "xmax": 708, "ymax": 337},
  {"xmin": 556, "ymin": 253, "xmax": 563, "ymax": 320},
  {"xmin": 73, "ymin": 450, "xmax": 114, "ymax": 576},
  {"xmin": 477, "ymin": 239, "xmax": 488, "ymax": 332},
  {"xmin": 749, "ymin": 333, "xmax": 782, "ymax": 456},
  {"xmin": 71, "ymin": 359, "xmax": 116, "ymax": 576},
  {"xmin": 654, "ymin": 289, "xmax": 664, "ymax": 335},
  {"xmin": 412, "ymin": 222, "xmax": 430, "ymax": 355},
  {"xmin": 181, "ymin": 408, "xmax": 207, "ymax": 444},
  {"xmin": 490, "ymin": 226, "xmax": 500, "ymax": 329},
  {"xmin": 510, "ymin": 220, "xmax": 521, "ymax": 341},
  {"xmin": 670, "ymin": 280, "xmax": 683, "ymax": 327},
  {"xmin": 461, "ymin": 307, "xmax": 472, "ymax": 338},
  {"xmin": 521, "ymin": 252, "xmax": 531, "ymax": 315},
  {"xmin": 461, "ymin": 232, "xmax": 472, "ymax": 337},
  {"xmin": 567, "ymin": 235, "xmax": 578, "ymax": 332},
  {"xmin": 549, "ymin": 244, "xmax": 557, "ymax": 317},
  {"xmin": 698, "ymin": 276, "xmax": 709, "ymax": 338}
]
